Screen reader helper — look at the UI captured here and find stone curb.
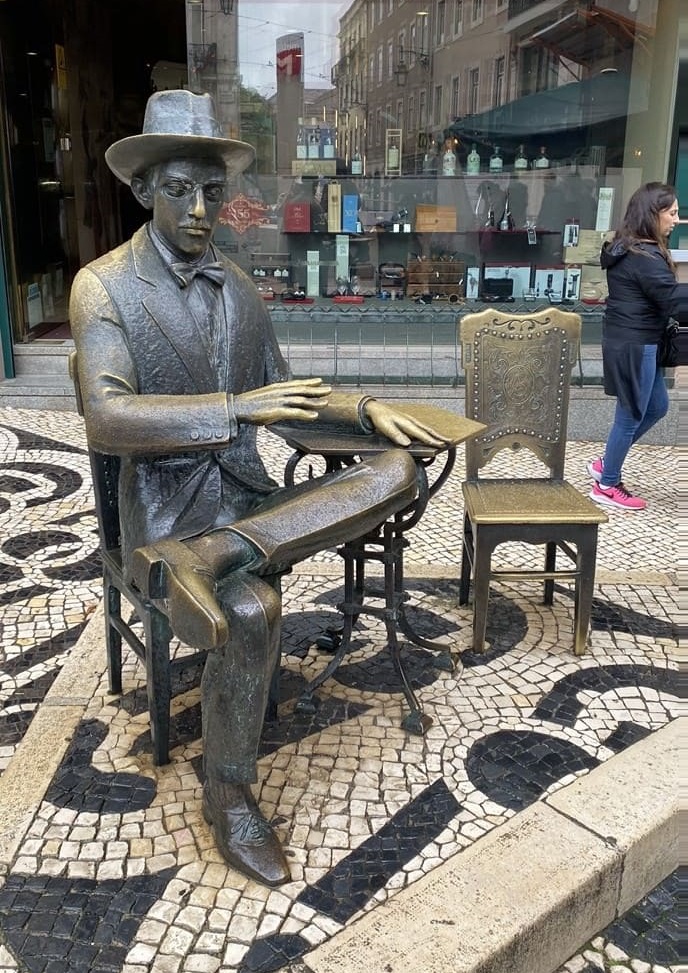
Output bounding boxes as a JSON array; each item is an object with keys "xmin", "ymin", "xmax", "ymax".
[
  {"xmin": 0, "ymin": 602, "xmax": 107, "ymax": 871},
  {"xmin": 299, "ymin": 720, "xmax": 679, "ymax": 973}
]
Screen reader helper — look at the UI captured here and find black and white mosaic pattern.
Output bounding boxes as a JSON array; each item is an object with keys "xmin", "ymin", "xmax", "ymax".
[{"xmin": 0, "ymin": 408, "xmax": 680, "ymax": 973}]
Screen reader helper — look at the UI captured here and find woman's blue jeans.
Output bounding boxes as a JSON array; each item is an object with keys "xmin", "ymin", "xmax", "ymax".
[{"xmin": 601, "ymin": 344, "xmax": 668, "ymax": 487}]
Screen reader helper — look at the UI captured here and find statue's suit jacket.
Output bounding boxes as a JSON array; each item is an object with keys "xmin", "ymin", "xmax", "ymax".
[{"xmin": 70, "ymin": 223, "xmax": 362, "ymax": 573}]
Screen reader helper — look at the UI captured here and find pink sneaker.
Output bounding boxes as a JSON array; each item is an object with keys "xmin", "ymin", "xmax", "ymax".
[
  {"xmin": 586, "ymin": 457, "xmax": 604, "ymax": 483},
  {"xmin": 589, "ymin": 481, "xmax": 647, "ymax": 511}
]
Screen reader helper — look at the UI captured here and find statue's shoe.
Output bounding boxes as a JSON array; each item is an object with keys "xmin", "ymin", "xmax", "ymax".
[
  {"xmin": 202, "ymin": 784, "xmax": 290, "ymax": 887},
  {"xmin": 131, "ymin": 540, "xmax": 228, "ymax": 651}
]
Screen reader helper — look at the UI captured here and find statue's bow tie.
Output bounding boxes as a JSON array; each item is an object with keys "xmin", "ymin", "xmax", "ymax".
[{"xmin": 170, "ymin": 261, "xmax": 226, "ymax": 288}]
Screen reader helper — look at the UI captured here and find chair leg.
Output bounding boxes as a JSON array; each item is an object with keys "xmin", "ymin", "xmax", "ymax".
[
  {"xmin": 471, "ymin": 528, "xmax": 494, "ymax": 653},
  {"xmin": 543, "ymin": 542, "xmax": 556, "ymax": 605},
  {"xmin": 572, "ymin": 527, "xmax": 599, "ymax": 656},
  {"xmin": 144, "ymin": 607, "xmax": 174, "ymax": 765},
  {"xmin": 103, "ymin": 570, "xmax": 123, "ymax": 695},
  {"xmin": 459, "ymin": 513, "xmax": 473, "ymax": 606}
]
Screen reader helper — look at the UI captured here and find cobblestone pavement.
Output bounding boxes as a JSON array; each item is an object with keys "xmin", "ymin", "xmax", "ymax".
[{"xmin": 0, "ymin": 407, "xmax": 679, "ymax": 973}]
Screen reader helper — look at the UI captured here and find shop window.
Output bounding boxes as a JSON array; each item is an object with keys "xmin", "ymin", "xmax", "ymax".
[
  {"xmin": 451, "ymin": 76, "xmax": 460, "ymax": 118},
  {"xmin": 453, "ymin": 0, "xmax": 464, "ymax": 37},
  {"xmin": 406, "ymin": 93, "xmax": 415, "ymax": 132},
  {"xmin": 469, "ymin": 67, "xmax": 480, "ymax": 114},
  {"xmin": 433, "ymin": 85, "xmax": 443, "ymax": 126},
  {"xmin": 493, "ymin": 56, "xmax": 505, "ymax": 107},
  {"xmin": 436, "ymin": 0, "xmax": 446, "ymax": 45}
]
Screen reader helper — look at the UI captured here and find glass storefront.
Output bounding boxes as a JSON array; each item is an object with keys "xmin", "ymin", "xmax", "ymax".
[{"xmin": 0, "ymin": 0, "xmax": 682, "ymax": 363}]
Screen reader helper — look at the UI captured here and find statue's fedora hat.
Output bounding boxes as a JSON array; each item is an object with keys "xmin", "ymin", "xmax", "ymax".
[{"xmin": 105, "ymin": 89, "xmax": 255, "ymax": 185}]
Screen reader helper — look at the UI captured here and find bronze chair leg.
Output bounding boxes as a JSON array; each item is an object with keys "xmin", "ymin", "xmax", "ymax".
[
  {"xmin": 143, "ymin": 607, "xmax": 174, "ymax": 765},
  {"xmin": 471, "ymin": 525, "xmax": 496, "ymax": 654},
  {"xmin": 459, "ymin": 513, "xmax": 473, "ymax": 606},
  {"xmin": 104, "ymin": 567, "xmax": 123, "ymax": 695},
  {"xmin": 573, "ymin": 526, "xmax": 599, "ymax": 657},
  {"xmin": 544, "ymin": 542, "xmax": 556, "ymax": 605}
]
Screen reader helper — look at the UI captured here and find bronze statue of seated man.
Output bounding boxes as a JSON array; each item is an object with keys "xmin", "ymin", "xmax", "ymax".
[{"xmin": 70, "ymin": 89, "xmax": 459, "ymax": 887}]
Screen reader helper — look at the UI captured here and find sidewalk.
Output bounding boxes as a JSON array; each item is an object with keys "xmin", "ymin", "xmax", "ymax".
[{"xmin": 0, "ymin": 406, "xmax": 679, "ymax": 973}]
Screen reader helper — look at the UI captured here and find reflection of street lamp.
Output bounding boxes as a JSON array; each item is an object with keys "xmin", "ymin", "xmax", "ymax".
[{"xmin": 394, "ymin": 46, "xmax": 431, "ymax": 86}]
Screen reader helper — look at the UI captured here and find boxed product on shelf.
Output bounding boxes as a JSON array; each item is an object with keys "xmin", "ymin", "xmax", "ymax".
[
  {"xmin": 483, "ymin": 263, "xmax": 532, "ymax": 299},
  {"xmin": 533, "ymin": 266, "xmax": 565, "ymax": 302},
  {"xmin": 564, "ymin": 264, "xmax": 582, "ymax": 301},
  {"xmin": 465, "ymin": 267, "xmax": 481, "ymax": 299},
  {"xmin": 327, "ymin": 182, "xmax": 341, "ymax": 233},
  {"xmin": 415, "ymin": 204, "xmax": 457, "ymax": 233},
  {"xmin": 335, "ymin": 234, "xmax": 349, "ymax": 280},
  {"xmin": 283, "ymin": 202, "xmax": 311, "ymax": 233},
  {"xmin": 291, "ymin": 159, "xmax": 337, "ymax": 177},
  {"xmin": 306, "ymin": 250, "xmax": 320, "ymax": 297},
  {"xmin": 342, "ymin": 195, "xmax": 359, "ymax": 233}
]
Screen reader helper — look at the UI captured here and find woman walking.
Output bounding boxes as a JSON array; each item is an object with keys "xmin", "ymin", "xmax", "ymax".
[{"xmin": 588, "ymin": 182, "xmax": 680, "ymax": 510}]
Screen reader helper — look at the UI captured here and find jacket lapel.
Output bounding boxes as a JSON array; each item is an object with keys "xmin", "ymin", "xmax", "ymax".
[{"xmin": 131, "ymin": 227, "xmax": 219, "ymax": 393}]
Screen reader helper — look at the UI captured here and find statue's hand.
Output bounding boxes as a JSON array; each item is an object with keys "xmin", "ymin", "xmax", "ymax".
[
  {"xmin": 235, "ymin": 378, "xmax": 332, "ymax": 426},
  {"xmin": 364, "ymin": 400, "xmax": 449, "ymax": 448}
]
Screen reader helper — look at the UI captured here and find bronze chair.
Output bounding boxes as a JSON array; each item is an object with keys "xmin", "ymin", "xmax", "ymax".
[
  {"xmin": 458, "ymin": 308, "xmax": 608, "ymax": 656},
  {"xmin": 69, "ymin": 352, "xmax": 207, "ymax": 765}
]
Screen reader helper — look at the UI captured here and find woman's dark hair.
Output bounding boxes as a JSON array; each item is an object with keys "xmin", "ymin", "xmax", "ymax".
[{"xmin": 616, "ymin": 181, "xmax": 677, "ymax": 271}]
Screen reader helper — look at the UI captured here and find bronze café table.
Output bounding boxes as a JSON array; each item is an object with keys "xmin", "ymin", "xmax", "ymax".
[{"xmin": 273, "ymin": 404, "xmax": 483, "ymax": 736}]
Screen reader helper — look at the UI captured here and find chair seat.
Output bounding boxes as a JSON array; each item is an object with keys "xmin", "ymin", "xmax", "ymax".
[{"xmin": 462, "ymin": 479, "xmax": 609, "ymax": 525}]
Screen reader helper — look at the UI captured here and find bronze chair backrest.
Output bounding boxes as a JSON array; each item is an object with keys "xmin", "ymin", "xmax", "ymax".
[
  {"xmin": 460, "ymin": 307, "xmax": 581, "ymax": 481},
  {"xmin": 69, "ymin": 350, "xmax": 122, "ymax": 553}
]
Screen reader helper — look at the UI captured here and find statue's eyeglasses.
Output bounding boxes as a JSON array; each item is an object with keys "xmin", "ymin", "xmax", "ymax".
[{"xmin": 160, "ymin": 179, "xmax": 226, "ymax": 203}]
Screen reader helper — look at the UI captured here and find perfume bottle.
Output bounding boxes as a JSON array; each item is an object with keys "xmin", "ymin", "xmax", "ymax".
[
  {"xmin": 514, "ymin": 144, "xmax": 528, "ymax": 170},
  {"xmin": 466, "ymin": 144, "xmax": 481, "ymax": 175},
  {"xmin": 534, "ymin": 145, "xmax": 550, "ymax": 169},
  {"xmin": 442, "ymin": 141, "xmax": 457, "ymax": 177},
  {"xmin": 489, "ymin": 146, "xmax": 503, "ymax": 172},
  {"xmin": 351, "ymin": 150, "xmax": 363, "ymax": 176}
]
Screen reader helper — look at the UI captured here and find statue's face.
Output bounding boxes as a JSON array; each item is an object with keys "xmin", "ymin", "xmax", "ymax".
[{"xmin": 150, "ymin": 158, "xmax": 227, "ymax": 259}]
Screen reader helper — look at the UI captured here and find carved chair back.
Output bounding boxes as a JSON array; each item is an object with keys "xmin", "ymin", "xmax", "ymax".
[{"xmin": 460, "ymin": 307, "xmax": 581, "ymax": 481}]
